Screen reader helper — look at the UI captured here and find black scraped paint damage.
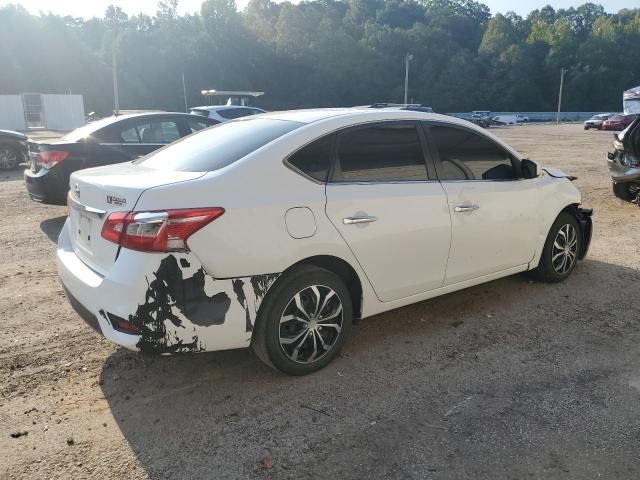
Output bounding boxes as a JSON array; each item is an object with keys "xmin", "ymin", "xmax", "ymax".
[
  {"xmin": 128, "ymin": 255, "xmax": 232, "ymax": 354},
  {"xmin": 102, "ymin": 255, "xmax": 281, "ymax": 354},
  {"xmin": 232, "ymin": 273, "xmax": 280, "ymax": 333}
]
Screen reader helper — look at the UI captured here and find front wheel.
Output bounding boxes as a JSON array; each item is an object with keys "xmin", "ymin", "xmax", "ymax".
[
  {"xmin": 252, "ymin": 265, "xmax": 352, "ymax": 375},
  {"xmin": 529, "ymin": 212, "xmax": 581, "ymax": 283}
]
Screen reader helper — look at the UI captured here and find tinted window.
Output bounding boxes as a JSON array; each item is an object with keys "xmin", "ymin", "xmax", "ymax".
[
  {"xmin": 430, "ymin": 125, "xmax": 516, "ymax": 181},
  {"xmin": 218, "ymin": 108, "xmax": 255, "ymax": 120},
  {"xmin": 332, "ymin": 124, "xmax": 427, "ymax": 182},
  {"xmin": 187, "ymin": 118, "xmax": 215, "ymax": 133},
  {"xmin": 118, "ymin": 120, "xmax": 181, "ymax": 144},
  {"xmin": 64, "ymin": 116, "xmax": 121, "ymax": 142},
  {"xmin": 287, "ymin": 134, "xmax": 335, "ymax": 182},
  {"xmin": 120, "ymin": 126, "xmax": 140, "ymax": 143},
  {"xmin": 135, "ymin": 118, "xmax": 302, "ymax": 172}
]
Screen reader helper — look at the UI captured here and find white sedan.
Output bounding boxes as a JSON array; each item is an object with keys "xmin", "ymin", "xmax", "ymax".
[{"xmin": 57, "ymin": 108, "xmax": 592, "ymax": 375}]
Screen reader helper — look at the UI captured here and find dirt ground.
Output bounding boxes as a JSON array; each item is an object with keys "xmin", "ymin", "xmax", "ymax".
[{"xmin": 2, "ymin": 124, "xmax": 640, "ymax": 479}]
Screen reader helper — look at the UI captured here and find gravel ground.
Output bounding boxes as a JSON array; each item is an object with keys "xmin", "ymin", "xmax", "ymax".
[{"xmin": 2, "ymin": 124, "xmax": 640, "ymax": 479}]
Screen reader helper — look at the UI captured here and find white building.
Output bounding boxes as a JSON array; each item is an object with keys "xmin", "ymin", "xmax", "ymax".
[{"xmin": 0, "ymin": 93, "xmax": 85, "ymax": 131}]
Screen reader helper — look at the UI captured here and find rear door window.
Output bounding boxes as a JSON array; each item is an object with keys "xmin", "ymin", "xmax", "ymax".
[
  {"xmin": 331, "ymin": 123, "xmax": 428, "ymax": 182},
  {"xmin": 135, "ymin": 118, "xmax": 303, "ymax": 172},
  {"xmin": 186, "ymin": 118, "xmax": 215, "ymax": 133}
]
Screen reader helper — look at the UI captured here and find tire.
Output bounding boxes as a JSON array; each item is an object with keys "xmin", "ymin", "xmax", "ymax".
[
  {"xmin": 0, "ymin": 144, "xmax": 21, "ymax": 170},
  {"xmin": 612, "ymin": 181, "xmax": 634, "ymax": 201},
  {"xmin": 528, "ymin": 212, "xmax": 581, "ymax": 283},
  {"xmin": 584, "ymin": 126, "xmax": 589, "ymax": 130},
  {"xmin": 252, "ymin": 265, "xmax": 352, "ymax": 375}
]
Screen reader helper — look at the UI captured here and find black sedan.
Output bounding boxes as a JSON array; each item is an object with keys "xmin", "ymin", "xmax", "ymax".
[
  {"xmin": 24, "ymin": 112, "xmax": 216, "ymax": 204},
  {"xmin": 0, "ymin": 129, "xmax": 28, "ymax": 170}
]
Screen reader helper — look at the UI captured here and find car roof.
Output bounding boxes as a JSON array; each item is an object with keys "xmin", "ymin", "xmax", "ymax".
[
  {"xmin": 191, "ymin": 106, "xmax": 263, "ymax": 112},
  {"xmin": 258, "ymin": 107, "xmax": 464, "ymax": 126}
]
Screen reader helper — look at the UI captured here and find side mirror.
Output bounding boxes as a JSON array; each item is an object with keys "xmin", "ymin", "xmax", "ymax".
[{"xmin": 521, "ymin": 158, "xmax": 541, "ymax": 179}]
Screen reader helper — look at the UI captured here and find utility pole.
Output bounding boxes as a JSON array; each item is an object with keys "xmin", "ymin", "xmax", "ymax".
[
  {"xmin": 182, "ymin": 72, "xmax": 188, "ymax": 113},
  {"xmin": 556, "ymin": 67, "xmax": 567, "ymax": 124},
  {"xmin": 404, "ymin": 52, "xmax": 413, "ymax": 105},
  {"xmin": 112, "ymin": 45, "xmax": 120, "ymax": 115}
]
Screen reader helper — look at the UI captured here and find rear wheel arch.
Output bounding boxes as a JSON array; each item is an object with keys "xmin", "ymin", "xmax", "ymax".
[
  {"xmin": 260, "ymin": 255, "xmax": 363, "ymax": 321},
  {"xmin": 289, "ymin": 255, "xmax": 363, "ymax": 320}
]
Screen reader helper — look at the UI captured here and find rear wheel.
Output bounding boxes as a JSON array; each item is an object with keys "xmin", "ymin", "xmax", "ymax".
[
  {"xmin": 252, "ymin": 265, "xmax": 352, "ymax": 375},
  {"xmin": 612, "ymin": 181, "xmax": 635, "ymax": 201},
  {"xmin": 0, "ymin": 144, "xmax": 20, "ymax": 170},
  {"xmin": 529, "ymin": 212, "xmax": 581, "ymax": 283}
]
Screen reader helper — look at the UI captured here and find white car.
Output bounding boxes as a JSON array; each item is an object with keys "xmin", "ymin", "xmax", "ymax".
[
  {"xmin": 189, "ymin": 105, "xmax": 266, "ymax": 123},
  {"xmin": 58, "ymin": 108, "xmax": 593, "ymax": 375}
]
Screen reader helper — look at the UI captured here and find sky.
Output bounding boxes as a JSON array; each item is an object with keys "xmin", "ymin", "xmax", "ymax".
[{"xmin": 0, "ymin": 0, "xmax": 638, "ymax": 19}]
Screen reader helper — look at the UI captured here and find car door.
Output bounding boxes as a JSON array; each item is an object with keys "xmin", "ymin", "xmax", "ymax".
[
  {"xmin": 425, "ymin": 122, "xmax": 541, "ymax": 286},
  {"xmin": 324, "ymin": 121, "xmax": 451, "ymax": 302}
]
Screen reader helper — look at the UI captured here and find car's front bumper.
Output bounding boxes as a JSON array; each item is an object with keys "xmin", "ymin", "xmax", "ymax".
[
  {"xmin": 577, "ymin": 207, "xmax": 593, "ymax": 260},
  {"xmin": 57, "ymin": 220, "xmax": 280, "ymax": 354},
  {"xmin": 607, "ymin": 154, "xmax": 640, "ymax": 183}
]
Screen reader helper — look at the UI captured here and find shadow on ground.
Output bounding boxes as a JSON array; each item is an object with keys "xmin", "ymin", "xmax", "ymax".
[
  {"xmin": 100, "ymin": 260, "xmax": 640, "ymax": 479},
  {"xmin": 0, "ymin": 168, "xmax": 26, "ymax": 183},
  {"xmin": 40, "ymin": 215, "xmax": 66, "ymax": 243}
]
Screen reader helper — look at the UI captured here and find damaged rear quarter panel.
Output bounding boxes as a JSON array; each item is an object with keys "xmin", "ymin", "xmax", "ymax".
[{"xmin": 101, "ymin": 252, "xmax": 279, "ymax": 354}]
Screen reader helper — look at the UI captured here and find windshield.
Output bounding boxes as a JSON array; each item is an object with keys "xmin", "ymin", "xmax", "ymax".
[{"xmin": 134, "ymin": 118, "xmax": 303, "ymax": 172}]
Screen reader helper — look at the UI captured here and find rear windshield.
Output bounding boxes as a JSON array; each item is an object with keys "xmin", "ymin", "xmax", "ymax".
[
  {"xmin": 190, "ymin": 109, "xmax": 210, "ymax": 117},
  {"xmin": 62, "ymin": 116, "xmax": 119, "ymax": 142},
  {"xmin": 134, "ymin": 118, "xmax": 303, "ymax": 172}
]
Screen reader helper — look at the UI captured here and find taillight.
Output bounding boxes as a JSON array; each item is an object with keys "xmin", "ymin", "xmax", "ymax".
[
  {"xmin": 37, "ymin": 150, "xmax": 70, "ymax": 168},
  {"xmin": 101, "ymin": 208, "xmax": 225, "ymax": 253}
]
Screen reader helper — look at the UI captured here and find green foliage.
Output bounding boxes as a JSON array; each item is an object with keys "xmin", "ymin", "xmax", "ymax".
[{"xmin": 0, "ymin": 1, "xmax": 638, "ymax": 114}]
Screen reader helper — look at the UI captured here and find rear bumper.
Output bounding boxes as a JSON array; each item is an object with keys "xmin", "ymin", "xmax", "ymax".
[
  {"xmin": 24, "ymin": 167, "xmax": 67, "ymax": 205},
  {"xmin": 57, "ymin": 220, "xmax": 280, "ymax": 354}
]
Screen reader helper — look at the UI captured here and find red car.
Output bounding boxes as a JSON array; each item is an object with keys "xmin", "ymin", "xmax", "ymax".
[{"xmin": 601, "ymin": 113, "xmax": 638, "ymax": 131}]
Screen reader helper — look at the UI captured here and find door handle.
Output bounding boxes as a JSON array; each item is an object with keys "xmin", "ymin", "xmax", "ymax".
[
  {"xmin": 343, "ymin": 216, "xmax": 378, "ymax": 225},
  {"xmin": 454, "ymin": 204, "xmax": 480, "ymax": 213}
]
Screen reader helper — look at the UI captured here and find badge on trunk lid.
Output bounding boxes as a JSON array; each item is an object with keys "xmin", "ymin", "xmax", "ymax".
[{"xmin": 107, "ymin": 195, "xmax": 126, "ymax": 206}]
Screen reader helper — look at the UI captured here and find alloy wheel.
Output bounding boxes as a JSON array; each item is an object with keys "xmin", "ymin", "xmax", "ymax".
[
  {"xmin": 551, "ymin": 224, "xmax": 578, "ymax": 275},
  {"xmin": 279, "ymin": 285, "xmax": 344, "ymax": 364},
  {"xmin": 0, "ymin": 147, "xmax": 18, "ymax": 170}
]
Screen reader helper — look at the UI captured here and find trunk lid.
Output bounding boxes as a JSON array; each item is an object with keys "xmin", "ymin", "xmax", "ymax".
[{"xmin": 68, "ymin": 162, "xmax": 205, "ymax": 275}]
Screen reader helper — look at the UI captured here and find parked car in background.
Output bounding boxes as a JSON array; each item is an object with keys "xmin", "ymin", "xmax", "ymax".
[
  {"xmin": 24, "ymin": 112, "xmax": 216, "ymax": 205},
  {"xmin": 189, "ymin": 105, "xmax": 266, "ymax": 123},
  {"xmin": 0, "ymin": 130, "xmax": 28, "ymax": 170},
  {"xmin": 515, "ymin": 114, "xmax": 529, "ymax": 122},
  {"xmin": 58, "ymin": 108, "xmax": 592, "ymax": 375},
  {"xmin": 470, "ymin": 111, "xmax": 493, "ymax": 128},
  {"xmin": 607, "ymin": 117, "xmax": 640, "ymax": 202},
  {"xmin": 601, "ymin": 113, "xmax": 637, "ymax": 131},
  {"xmin": 492, "ymin": 115, "xmax": 519, "ymax": 125},
  {"xmin": 584, "ymin": 113, "xmax": 613, "ymax": 130}
]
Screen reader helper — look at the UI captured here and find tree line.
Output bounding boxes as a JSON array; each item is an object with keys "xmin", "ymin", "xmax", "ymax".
[{"xmin": 1, "ymin": 0, "xmax": 639, "ymax": 115}]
